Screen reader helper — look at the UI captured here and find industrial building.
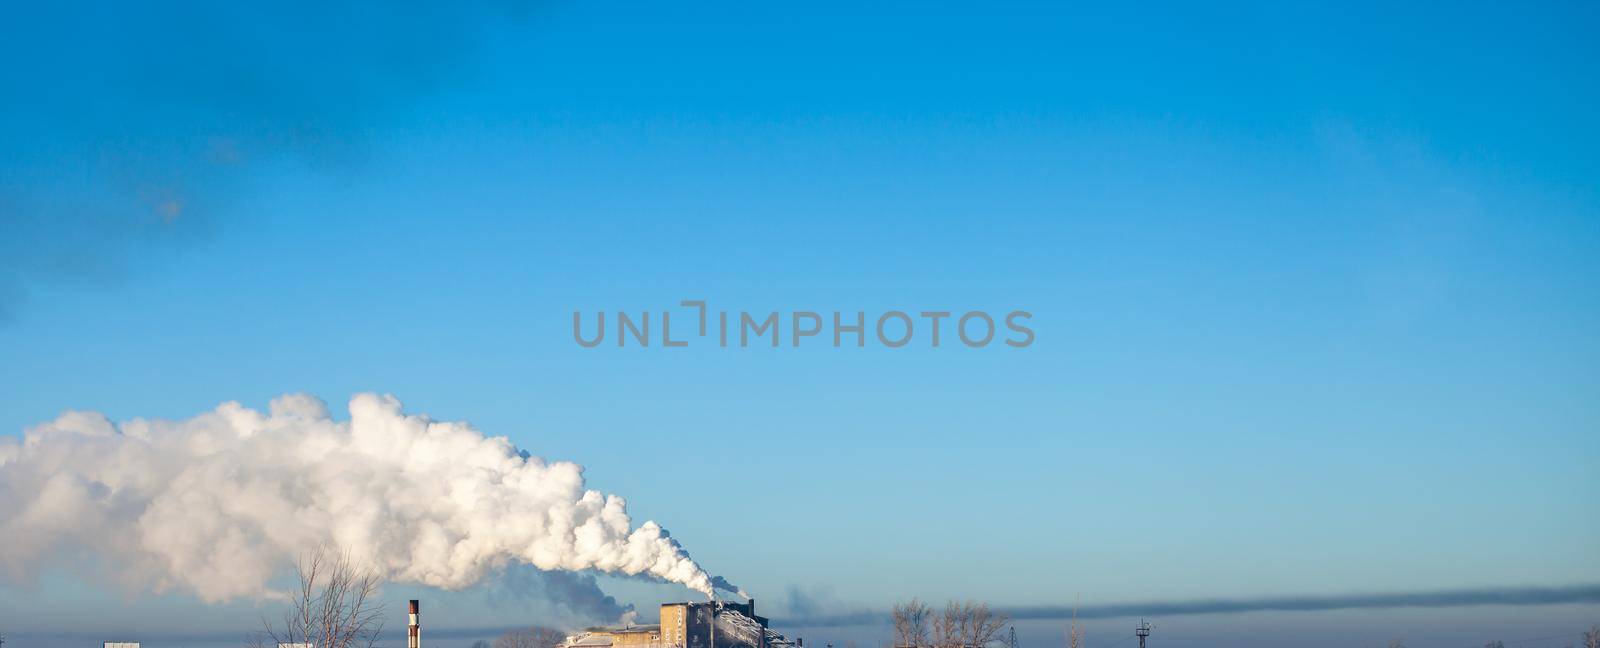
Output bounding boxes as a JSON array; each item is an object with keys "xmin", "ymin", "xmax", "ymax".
[{"xmin": 563, "ymin": 600, "xmax": 801, "ymax": 648}]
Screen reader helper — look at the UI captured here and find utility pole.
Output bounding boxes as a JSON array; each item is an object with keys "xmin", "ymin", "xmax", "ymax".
[{"xmin": 1135, "ymin": 620, "xmax": 1151, "ymax": 648}]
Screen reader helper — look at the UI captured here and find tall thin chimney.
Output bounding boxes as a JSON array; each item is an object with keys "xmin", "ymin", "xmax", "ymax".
[{"xmin": 408, "ymin": 600, "xmax": 421, "ymax": 648}]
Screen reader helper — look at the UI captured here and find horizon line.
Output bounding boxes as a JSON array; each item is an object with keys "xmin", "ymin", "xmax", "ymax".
[{"xmin": 771, "ymin": 583, "xmax": 1600, "ymax": 627}]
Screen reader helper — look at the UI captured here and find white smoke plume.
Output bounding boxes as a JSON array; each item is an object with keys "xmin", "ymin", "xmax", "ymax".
[{"xmin": 0, "ymin": 393, "xmax": 734, "ymax": 604}]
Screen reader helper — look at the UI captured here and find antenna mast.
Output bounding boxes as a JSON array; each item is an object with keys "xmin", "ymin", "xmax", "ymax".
[{"xmin": 1135, "ymin": 620, "xmax": 1151, "ymax": 648}]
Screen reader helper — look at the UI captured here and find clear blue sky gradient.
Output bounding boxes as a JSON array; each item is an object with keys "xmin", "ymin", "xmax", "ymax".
[{"xmin": 2, "ymin": 0, "xmax": 1598, "ymax": 642}]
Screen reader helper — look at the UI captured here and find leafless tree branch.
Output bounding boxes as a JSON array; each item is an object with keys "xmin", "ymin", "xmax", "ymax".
[{"xmin": 248, "ymin": 547, "xmax": 385, "ymax": 648}]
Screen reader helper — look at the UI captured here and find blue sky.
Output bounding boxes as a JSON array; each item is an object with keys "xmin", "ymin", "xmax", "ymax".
[{"xmin": 1, "ymin": 1, "xmax": 1598, "ymax": 646}]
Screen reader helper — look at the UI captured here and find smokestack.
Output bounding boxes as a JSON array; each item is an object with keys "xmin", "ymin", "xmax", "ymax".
[
  {"xmin": 748, "ymin": 598, "xmax": 754, "ymax": 616},
  {"xmin": 408, "ymin": 600, "xmax": 420, "ymax": 648}
]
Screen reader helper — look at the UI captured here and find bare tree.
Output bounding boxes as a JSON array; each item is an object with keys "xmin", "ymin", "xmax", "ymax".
[
  {"xmin": 928, "ymin": 602, "xmax": 1008, "ymax": 648},
  {"xmin": 958, "ymin": 603, "xmax": 1009, "ymax": 648},
  {"xmin": 494, "ymin": 627, "xmax": 567, "ymax": 648},
  {"xmin": 472, "ymin": 641, "xmax": 493, "ymax": 648},
  {"xmin": 247, "ymin": 548, "xmax": 384, "ymax": 648},
  {"xmin": 932, "ymin": 602, "xmax": 962, "ymax": 648},
  {"xmin": 1584, "ymin": 624, "xmax": 1600, "ymax": 648},
  {"xmin": 892, "ymin": 599, "xmax": 932, "ymax": 648}
]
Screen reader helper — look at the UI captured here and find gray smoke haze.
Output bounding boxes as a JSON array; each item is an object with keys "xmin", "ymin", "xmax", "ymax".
[
  {"xmin": 772, "ymin": 584, "xmax": 1600, "ymax": 626},
  {"xmin": 0, "ymin": 2, "xmax": 538, "ymax": 320},
  {"xmin": 713, "ymin": 576, "xmax": 751, "ymax": 599},
  {"xmin": 492, "ymin": 564, "xmax": 636, "ymax": 623},
  {"xmin": 784, "ymin": 586, "xmax": 826, "ymax": 619},
  {"xmin": 781, "ymin": 585, "xmax": 859, "ymax": 620}
]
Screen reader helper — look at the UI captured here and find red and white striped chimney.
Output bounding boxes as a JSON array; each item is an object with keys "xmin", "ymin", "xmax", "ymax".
[{"xmin": 408, "ymin": 600, "xmax": 421, "ymax": 648}]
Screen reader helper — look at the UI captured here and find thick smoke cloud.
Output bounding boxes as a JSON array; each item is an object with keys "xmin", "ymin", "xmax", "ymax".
[{"xmin": 0, "ymin": 393, "xmax": 728, "ymax": 604}]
